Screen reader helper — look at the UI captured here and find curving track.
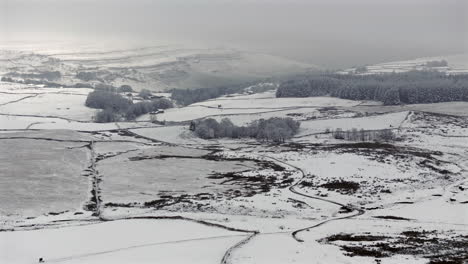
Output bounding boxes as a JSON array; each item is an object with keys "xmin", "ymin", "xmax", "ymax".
[{"xmin": 219, "ymin": 153, "xmax": 366, "ymax": 263}]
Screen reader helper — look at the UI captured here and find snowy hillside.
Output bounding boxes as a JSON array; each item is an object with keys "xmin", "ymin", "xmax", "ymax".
[
  {"xmin": 341, "ymin": 53, "xmax": 468, "ymax": 75},
  {"xmin": 0, "ymin": 44, "xmax": 317, "ymax": 91}
]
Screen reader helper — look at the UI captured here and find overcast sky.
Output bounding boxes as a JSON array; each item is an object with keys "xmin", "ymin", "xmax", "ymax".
[{"xmin": 1, "ymin": 0, "xmax": 467, "ymax": 68}]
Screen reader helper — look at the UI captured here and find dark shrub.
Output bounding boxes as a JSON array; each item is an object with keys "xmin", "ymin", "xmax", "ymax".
[
  {"xmin": 85, "ymin": 90, "xmax": 132, "ymax": 112},
  {"xmin": 117, "ymin": 85, "xmax": 133, "ymax": 93},
  {"xmin": 151, "ymin": 98, "xmax": 173, "ymax": 109},
  {"xmin": 138, "ymin": 89, "xmax": 152, "ymax": 99},
  {"xmin": 94, "ymin": 109, "xmax": 119, "ymax": 123},
  {"xmin": 76, "ymin": 72, "xmax": 99, "ymax": 81},
  {"xmin": 94, "ymin": 83, "xmax": 116, "ymax": 92}
]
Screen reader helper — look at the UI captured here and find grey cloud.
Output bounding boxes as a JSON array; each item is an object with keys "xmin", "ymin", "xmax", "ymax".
[{"xmin": 1, "ymin": 0, "xmax": 467, "ymax": 68}]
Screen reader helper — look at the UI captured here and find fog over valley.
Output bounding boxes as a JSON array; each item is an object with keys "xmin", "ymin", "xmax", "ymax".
[{"xmin": 2, "ymin": 0, "xmax": 467, "ymax": 68}]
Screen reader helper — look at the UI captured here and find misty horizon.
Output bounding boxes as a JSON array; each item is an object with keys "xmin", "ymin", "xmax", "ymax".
[{"xmin": 1, "ymin": 0, "xmax": 467, "ymax": 68}]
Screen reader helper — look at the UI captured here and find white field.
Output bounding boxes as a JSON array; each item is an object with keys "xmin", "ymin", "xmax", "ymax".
[
  {"xmin": 129, "ymin": 125, "xmax": 259, "ymax": 146},
  {"xmin": 210, "ymin": 108, "xmax": 320, "ymax": 125},
  {"xmin": 0, "ymin": 82, "xmax": 93, "ymax": 95},
  {"xmin": 0, "ymin": 93, "xmax": 96, "ymax": 121},
  {"xmin": 0, "ymin": 93, "xmax": 32, "ymax": 105},
  {"xmin": 350, "ymin": 101, "xmax": 468, "ymax": 117},
  {"xmin": 0, "ymin": 219, "xmax": 246, "ymax": 264},
  {"xmin": 97, "ymin": 146, "xmax": 259, "ymax": 204},
  {"xmin": 269, "ymin": 149, "xmax": 461, "ymax": 206},
  {"xmin": 193, "ymin": 95, "xmax": 360, "ymax": 109},
  {"xmin": 138, "ymin": 106, "xmax": 292, "ymax": 122},
  {"xmin": 273, "ymin": 218, "xmax": 468, "ymax": 264},
  {"xmin": 296, "ymin": 111, "xmax": 409, "ymax": 136},
  {"xmin": 0, "ymin": 136, "xmax": 89, "ymax": 220},
  {"xmin": 1, "ymin": 61, "xmax": 468, "ymax": 264},
  {"xmin": 140, "ymin": 94, "xmax": 358, "ymax": 123},
  {"xmin": 0, "ymin": 114, "xmax": 123, "ymax": 131},
  {"xmin": 0, "ymin": 111, "xmax": 156, "ymax": 132}
]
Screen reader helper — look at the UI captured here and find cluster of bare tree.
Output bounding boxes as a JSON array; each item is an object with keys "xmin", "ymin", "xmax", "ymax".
[
  {"xmin": 85, "ymin": 90, "xmax": 173, "ymax": 122},
  {"xmin": 193, "ymin": 117, "xmax": 300, "ymax": 143},
  {"xmin": 276, "ymin": 71, "xmax": 468, "ymax": 105},
  {"xmin": 328, "ymin": 128, "xmax": 396, "ymax": 142}
]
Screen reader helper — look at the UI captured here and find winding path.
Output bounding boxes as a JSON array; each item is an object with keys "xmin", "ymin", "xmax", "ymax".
[{"xmin": 219, "ymin": 153, "xmax": 366, "ymax": 263}]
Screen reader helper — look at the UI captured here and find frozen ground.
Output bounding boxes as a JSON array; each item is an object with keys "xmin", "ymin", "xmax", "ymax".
[
  {"xmin": 296, "ymin": 111, "xmax": 408, "ymax": 137},
  {"xmin": 1, "ymin": 60, "xmax": 467, "ymax": 263},
  {"xmin": 98, "ymin": 146, "xmax": 260, "ymax": 204},
  {"xmin": 0, "ymin": 93, "xmax": 96, "ymax": 121},
  {"xmin": 0, "ymin": 132, "xmax": 90, "ymax": 223},
  {"xmin": 0, "ymin": 219, "xmax": 246, "ymax": 264}
]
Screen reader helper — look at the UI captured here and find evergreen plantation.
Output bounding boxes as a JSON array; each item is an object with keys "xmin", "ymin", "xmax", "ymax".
[{"xmin": 276, "ymin": 71, "xmax": 468, "ymax": 105}]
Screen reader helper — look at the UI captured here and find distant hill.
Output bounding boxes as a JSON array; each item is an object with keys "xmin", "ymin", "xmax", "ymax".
[
  {"xmin": 0, "ymin": 45, "xmax": 318, "ymax": 91},
  {"xmin": 339, "ymin": 53, "xmax": 468, "ymax": 75}
]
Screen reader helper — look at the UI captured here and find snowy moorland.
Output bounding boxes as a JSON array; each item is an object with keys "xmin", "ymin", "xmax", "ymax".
[
  {"xmin": 1, "ymin": 55, "xmax": 467, "ymax": 264},
  {"xmin": 0, "ymin": 44, "xmax": 316, "ymax": 91}
]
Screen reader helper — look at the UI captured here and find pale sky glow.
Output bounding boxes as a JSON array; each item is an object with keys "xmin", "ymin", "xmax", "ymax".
[{"xmin": 1, "ymin": 0, "xmax": 467, "ymax": 67}]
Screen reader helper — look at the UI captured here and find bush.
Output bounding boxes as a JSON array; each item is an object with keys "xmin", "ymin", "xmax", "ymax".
[
  {"xmin": 76, "ymin": 72, "xmax": 99, "ymax": 81},
  {"xmin": 85, "ymin": 90, "xmax": 132, "ymax": 112},
  {"xmin": 94, "ymin": 83, "xmax": 116, "ymax": 92},
  {"xmin": 117, "ymin": 85, "xmax": 133, "ymax": 93},
  {"xmin": 124, "ymin": 99, "xmax": 173, "ymax": 120},
  {"xmin": 94, "ymin": 109, "xmax": 119, "ymax": 123},
  {"xmin": 69, "ymin": 82, "xmax": 93, "ymax": 88},
  {"xmin": 1, "ymin": 76, "xmax": 13, "ymax": 82},
  {"xmin": 151, "ymin": 98, "xmax": 173, "ymax": 109},
  {"xmin": 139, "ymin": 89, "xmax": 152, "ymax": 99}
]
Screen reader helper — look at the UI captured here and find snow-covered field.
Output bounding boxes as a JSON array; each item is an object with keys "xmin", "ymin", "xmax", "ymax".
[
  {"xmin": 296, "ymin": 111, "xmax": 408, "ymax": 136},
  {"xmin": 0, "ymin": 219, "xmax": 246, "ymax": 264},
  {"xmin": 1, "ymin": 56, "xmax": 467, "ymax": 264},
  {"xmin": 0, "ymin": 133, "xmax": 90, "ymax": 222},
  {"xmin": 193, "ymin": 95, "xmax": 360, "ymax": 109},
  {"xmin": 98, "ymin": 146, "xmax": 260, "ymax": 204},
  {"xmin": 0, "ymin": 93, "xmax": 96, "ymax": 121}
]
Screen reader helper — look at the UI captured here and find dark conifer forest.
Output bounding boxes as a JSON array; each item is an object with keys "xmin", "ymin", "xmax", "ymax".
[{"xmin": 276, "ymin": 71, "xmax": 468, "ymax": 105}]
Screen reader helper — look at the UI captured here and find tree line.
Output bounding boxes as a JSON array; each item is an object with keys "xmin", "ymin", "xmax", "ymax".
[
  {"xmin": 276, "ymin": 71, "xmax": 468, "ymax": 105},
  {"xmin": 85, "ymin": 90, "xmax": 173, "ymax": 123},
  {"xmin": 193, "ymin": 117, "xmax": 300, "ymax": 143},
  {"xmin": 169, "ymin": 81, "xmax": 269, "ymax": 106},
  {"xmin": 329, "ymin": 128, "xmax": 396, "ymax": 142},
  {"xmin": 171, "ymin": 86, "xmax": 246, "ymax": 106}
]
